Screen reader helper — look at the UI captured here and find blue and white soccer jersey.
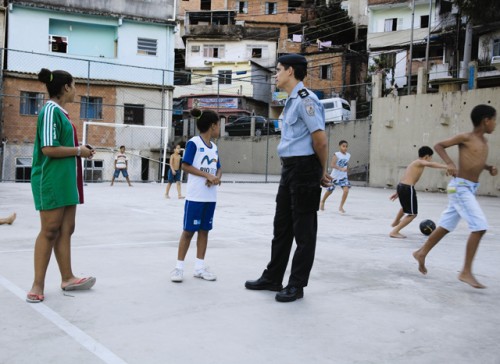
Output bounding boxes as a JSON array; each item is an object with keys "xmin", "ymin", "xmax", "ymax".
[
  {"xmin": 327, "ymin": 151, "xmax": 351, "ymax": 191},
  {"xmin": 181, "ymin": 136, "xmax": 221, "ymax": 231}
]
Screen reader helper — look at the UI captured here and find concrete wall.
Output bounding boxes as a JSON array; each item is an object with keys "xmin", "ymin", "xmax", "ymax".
[
  {"xmin": 217, "ymin": 136, "xmax": 282, "ymax": 175},
  {"xmin": 325, "ymin": 120, "xmax": 371, "ymax": 182},
  {"xmin": 368, "ymin": 1, "xmax": 435, "ymax": 33},
  {"xmin": 0, "ymin": 7, "xmax": 6, "ymax": 49},
  {"xmin": 185, "ymin": 39, "xmax": 277, "ymax": 69},
  {"xmin": 369, "ymin": 87, "xmax": 500, "ymax": 196},
  {"xmin": 217, "ymin": 119, "xmax": 372, "ymax": 178},
  {"xmin": 7, "ymin": 6, "xmax": 175, "ymax": 85},
  {"xmin": 16, "ymin": 0, "xmax": 175, "ymax": 21}
]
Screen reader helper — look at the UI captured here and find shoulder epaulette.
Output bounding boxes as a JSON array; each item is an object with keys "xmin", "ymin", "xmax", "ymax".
[{"xmin": 298, "ymin": 89, "xmax": 309, "ymax": 98}]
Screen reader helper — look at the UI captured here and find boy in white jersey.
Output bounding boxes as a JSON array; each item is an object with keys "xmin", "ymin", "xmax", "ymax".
[
  {"xmin": 320, "ymin": 140, "xmax": 351, "ymax": 213},
  {"xmin": 171, "ymin": 108, "xmax": 222, "ymax": 282}
]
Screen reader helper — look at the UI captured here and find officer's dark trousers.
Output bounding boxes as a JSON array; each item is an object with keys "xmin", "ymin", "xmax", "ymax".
[{"xmin": 262, "ymin": 155, "xmax": 323, "ymax": 288}]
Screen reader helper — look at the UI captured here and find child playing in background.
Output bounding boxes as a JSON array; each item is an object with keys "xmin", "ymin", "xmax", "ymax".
[
  {"xmin": 320, "ymin": 140, "xmax": 351, "ymax": 213},
  {"xmin": 389, "ymin": 146, "xmax": 448, "ymax": 238},
  {"xmin": 413, "ymin": 105, "xmax": 497, "ymax": 288},
  {"xmin": 165, "ymin": 144, "xmax": 184, "ymax": 199},
  {"xmin": 110, "ymin": 145, "xmax": 132, "ymax": 187}
]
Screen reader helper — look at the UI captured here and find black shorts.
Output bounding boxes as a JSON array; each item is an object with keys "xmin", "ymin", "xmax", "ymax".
[{"xmin": 397, "ymin": 183, "xmax": 417, "ymax": 215}]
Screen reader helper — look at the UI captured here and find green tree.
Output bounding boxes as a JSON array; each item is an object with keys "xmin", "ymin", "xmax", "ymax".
[
  {"xmin": 453, "ymin": 0, "xmax": 500, "ymax": 24},
  {"xmin": 305, "ymin": 1, "xmax": 356, "ymax": 45}
]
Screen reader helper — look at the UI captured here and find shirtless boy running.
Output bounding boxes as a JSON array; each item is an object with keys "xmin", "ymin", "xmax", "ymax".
[
  {"xmin": 413, "ymin": 104, "xmax": 497, "ymax": 288},
  {"xmin": 389, "ymin": 146, "xmax": 447, "ymax": 238},
  {"xmin": 165, "ymin": 145, "xmax": 184, "ymax": 199}
]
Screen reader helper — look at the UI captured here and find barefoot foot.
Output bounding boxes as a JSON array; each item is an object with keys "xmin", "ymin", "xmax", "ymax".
[
  {"xmin": 458, "ymin": 272, "xmax": 486, "ymax": 289},
  {"xmin": 412, "ymin": 250, "xmax": 427, "ymax": 275},
  {"xmin": 320, "ymin": 202, "xmax": 325, "ymax": 211},
  {"xmin": 389, "ymin": 232, "xmax": 406, "ymax": 239},
  {"xmin": 339, "ymin": 208, "xmax": 346, "ymax": 214},
  {"xmin": 4, "ymin": 213, "xmax": 16, "ymax": 224}
]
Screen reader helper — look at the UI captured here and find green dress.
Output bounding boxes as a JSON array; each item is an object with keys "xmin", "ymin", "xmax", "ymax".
[{"xmin": 31, "ymin": 101, "xmax": 84, "ymax": 211}]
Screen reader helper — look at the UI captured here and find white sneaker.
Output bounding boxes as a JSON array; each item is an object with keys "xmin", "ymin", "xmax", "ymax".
[
  {"xmin": 170, "ymin": 268, "xmax": 184, "ymax": 282},
  {"xmin": 193, "ymin": 267, "xmax": 217, "ymax": 281}
]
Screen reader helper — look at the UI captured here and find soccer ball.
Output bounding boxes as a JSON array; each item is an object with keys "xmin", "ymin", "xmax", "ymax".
[{"xmin": 419, "ymin": 219, "xmax": 436, "ymax": 236}]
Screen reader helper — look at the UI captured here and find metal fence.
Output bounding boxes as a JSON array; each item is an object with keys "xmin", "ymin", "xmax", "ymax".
[
  {"xmin": 0, "ymin": 48, "xmax": 371, "ymax": 184},
  {"xmin": 216, "ymin": 118, "xmax": 371, "ymax": 184}
]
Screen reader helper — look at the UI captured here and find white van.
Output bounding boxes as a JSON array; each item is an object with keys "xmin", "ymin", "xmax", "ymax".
[{"xmin": 319, "ymin": 98, "xmax": 351, "ymax": 124}]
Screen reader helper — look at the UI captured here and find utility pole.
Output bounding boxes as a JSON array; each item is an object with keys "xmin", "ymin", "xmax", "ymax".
[
  {"xmin": 460, "ymin": 19, "xmax": 473, "ymax": 91},
  {"xmin": 407, "ymin": 0, "xmax": 415, "ymax": 95},
  {"xmin": 424, "ymin": 0, "xmax": 433, "ymax": 72}
]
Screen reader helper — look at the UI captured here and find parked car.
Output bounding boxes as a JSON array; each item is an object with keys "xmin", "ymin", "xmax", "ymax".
[
  {"xmin": 224, "ymin": 116, "xmax": 280, "ymax": 136},
  {"xmin": 319, "ymin": 98, "xmax": 351, "ymax": 123}
]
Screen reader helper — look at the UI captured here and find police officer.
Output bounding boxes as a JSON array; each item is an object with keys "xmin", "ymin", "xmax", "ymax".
[{"xmin": 245, "ymin": 54, "xmax": 332, "ymax": 302}]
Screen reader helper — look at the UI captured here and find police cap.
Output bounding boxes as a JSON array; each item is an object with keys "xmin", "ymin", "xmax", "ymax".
[{"xmin": 277, "ymin": 54, "xmax": 307, "ymax": 66}]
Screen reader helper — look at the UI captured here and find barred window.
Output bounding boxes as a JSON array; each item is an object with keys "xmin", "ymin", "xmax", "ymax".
[
  {"xmin": 80, "ymin": 97, "xmax": 103, "ymax": 120},
  {"xmin": 84, "ymin": 159, "xmax": 104, "ymax": 182},
  {"xmin": 265, "ymin": 2, "xmax": 277, "ymax": 14},
  {"xmin": 239, "ymin": 1, "xmax": 248, "ymax": 13},
  {"xmin": 218, "ymin": 70, "xmax": 232, "ymax": 85},
  {"xmin": 20, "ymin": 92, "xmax": 44, "ymax": 115},
  {"xmin": 124, "ymin": 104, "xmax": 145, "ymax": 125},
  {"xmin": 493, "ymin": 39, "xmax": 500, "ymax": 57},
  {"xmin": 320, "ymin": 65, "xmax": 332, "ymax": 80},
  {"xmin": 137, "ymin": 38, "xmax": 157, "ymax": 56},
  {"xmin": 16, "ymin": 158, "xmax": 32, "ymax": 182}
]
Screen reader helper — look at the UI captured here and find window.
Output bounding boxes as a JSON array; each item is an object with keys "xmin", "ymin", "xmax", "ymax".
[
  {"xmin": 16, "ymin": 158, "xmax": 32, "ymax": 182},
  {"xmin": 124, "ymin": 104, "xmax": 145, "ymax": 125},
  {"xmin": 205, "ymin": 78, "xmax": 213, "ymax": 85},
  {"xmin": 20, "ymin": 92, "xmax": 44, "ymax": 115},
  {"xmin": 218, "ymin": 70, "xmax": 232, "ymax": 85},
  {"xmin": 49, "ymin": 35, "xmax": 68, "ymax": 53},
  {"xmin": 320, "ymin": 65, "xmax": 332, "ymax": 80},
  {"xmin": 239, "ymin": 1, "xmax": 248, "ymax": 13},
  {"xmin": 384, "ymin": 18, "xmax": 397, "ymax": 32},
  {"xmin": 251, "ymin": 48, "xmax": 262, "ymax": 58},
  {"xmin": 247, "ymin": 45, "xmax": 268, "ymax": 59},
  {"xmin": 200, "ymin": 0, "xmax": 211, "ymax": 10},
  {"xmin": 191, "ymin": 45, "xmax": 200, "ymax": 52},
  {"xmin": 420, "ymin": 15, "xmax": 429, "ymax": 28},
  {"xmin": 137, "ymin": 38, "xmax": 157, "ymax": 56},
  {"xmin": 265, "ymin": 2, "xmax": 277, "ymax": 14},
  {"xmin": 49, "ymin": 19, "xmax": 115, "ymax": 58},
  {"xmin": 84, "ymin": 159, "xmax": 104, "ymax": 182},
  {"xmin": 493, "ymin": 39, "xmax": 500, "ymax": 57},
  {"xmin": 203, "ymin": 45, "xmax": 225, "ymax": 58},
  {"xmin": 80, "ymin": 97, "xmax": 103, "ymax": 120}
]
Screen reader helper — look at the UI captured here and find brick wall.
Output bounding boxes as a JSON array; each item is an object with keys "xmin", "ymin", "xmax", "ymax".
[
  {"xmin": 303, "ymin": 53, "xmax": 351, "ymax": 98},
  {"xmin": 2, "ymin": 76, "xmax": 116, "ymax": 145}
]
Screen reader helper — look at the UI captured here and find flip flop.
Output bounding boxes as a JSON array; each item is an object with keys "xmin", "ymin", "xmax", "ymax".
[
  {"xmin": 62, "ymin": 277, "xmax": 96, "ymax": 291},
  {"xmin": 26, "ymin": 292, "xmax": 45, "ymax": 303}
]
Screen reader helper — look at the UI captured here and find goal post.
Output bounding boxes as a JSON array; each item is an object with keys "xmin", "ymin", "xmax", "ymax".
[{"xmin": 82, "ymin": 121, "xmax": 170, "ymax": 184}]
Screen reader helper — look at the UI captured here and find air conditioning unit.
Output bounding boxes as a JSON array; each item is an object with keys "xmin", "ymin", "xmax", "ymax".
[
  {"xmin": 204, "ymin": 60, "xmax": 212, "ymax": 65},
  {"xmin": 235, "ymin": 20, "xmax": 245, "ymax": 26},
  {"xmin": 191, "ymin": 45, "xmax": 200, "ymax": 52}
]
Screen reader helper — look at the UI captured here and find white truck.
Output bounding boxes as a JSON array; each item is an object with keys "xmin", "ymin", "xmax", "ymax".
[{"xmin": 319, "ymin": 98, "xmax": 351, "ymax": 124}]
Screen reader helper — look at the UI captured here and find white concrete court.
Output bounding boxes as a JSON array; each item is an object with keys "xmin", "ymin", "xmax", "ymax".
[{"xmin": 1, "ymin": 181, "xmax": 499, "ymax": 364}]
